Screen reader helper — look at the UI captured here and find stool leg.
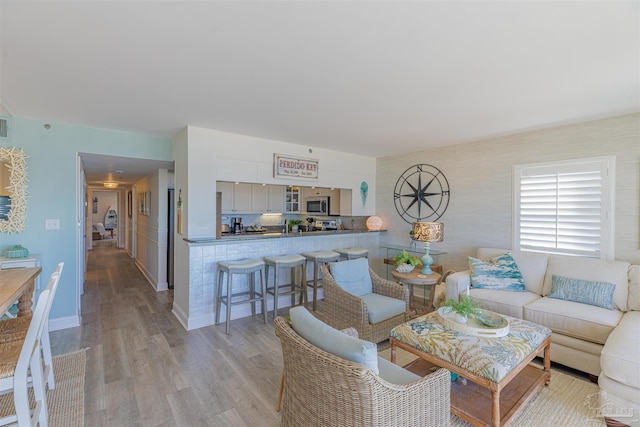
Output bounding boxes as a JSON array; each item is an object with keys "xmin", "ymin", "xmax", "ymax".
[
  {"xmin": 302, "ymin": 263, "xmax": 307, "ymax": 306},
  {"xmin": 225, "ymin": 271, "xmax": 232, "ymax": 335},
  {"xmin": 273, "ymin": 266, "xmax": 279, "ymax": 319},
  {"xmin": 250, "ymin": 272, "xmax": 256, "ymax": 316},
  {"xmin": 215, "ymin": 269, "xmax": 223, "ymax": 325},
  {"xmin": 261, "ymin": 268, "xmax": 267, "ymax": 324},
  {"xmin": 312, "ymin": 260, "xmax": 318, "ymax": 311},
  {"xmin": 289, "ymin": 266, "xmax": 296, "ymax": 308}
]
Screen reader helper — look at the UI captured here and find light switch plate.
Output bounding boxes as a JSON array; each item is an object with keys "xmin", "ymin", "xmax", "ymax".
[{"xmin": 45, "ymin": 219, "xmax": 60, "ymax": 230}]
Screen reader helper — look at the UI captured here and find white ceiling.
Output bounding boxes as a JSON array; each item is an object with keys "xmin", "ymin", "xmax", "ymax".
[{"xmin": 1, "ymin": 1, "xmax": 638, "ymax": 184}]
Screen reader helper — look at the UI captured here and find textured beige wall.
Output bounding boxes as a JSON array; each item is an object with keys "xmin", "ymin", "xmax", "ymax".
[{"xmin": 376, "ymin": 113, "xmax": 640, "ymax": 271}]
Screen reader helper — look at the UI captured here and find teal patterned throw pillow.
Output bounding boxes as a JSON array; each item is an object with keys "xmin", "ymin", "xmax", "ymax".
[
  {"xmin": 549, "ymin": 275, "xmax": 615, "ymax": 310},
  {"xmin": 469, "ymin": 253, "xmax": 525, "ymax": 291}
]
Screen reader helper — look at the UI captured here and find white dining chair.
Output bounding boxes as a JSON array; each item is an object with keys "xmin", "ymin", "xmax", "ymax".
[
  {"xmin": 0, "ymin": 262, "xmax": 64, "ymax": 390},
  {"xmin": 0, "ymin": 285, "xmax": 51, "ymax": 426}
]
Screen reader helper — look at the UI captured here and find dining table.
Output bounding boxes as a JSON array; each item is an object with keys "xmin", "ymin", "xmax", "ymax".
[{"xmin": 0, "ymin": 266, "xmax": 42, "ymax": 317}]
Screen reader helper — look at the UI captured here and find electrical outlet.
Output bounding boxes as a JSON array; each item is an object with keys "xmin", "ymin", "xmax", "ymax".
[{"xmin": 45, "ymin": 219, "xmax": 60, "ymax": 230}]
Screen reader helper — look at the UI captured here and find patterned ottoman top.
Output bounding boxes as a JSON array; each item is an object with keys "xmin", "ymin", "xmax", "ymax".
[{"xmin": 390, "ymin": 311, "xmax": 551, "ymax": 382}]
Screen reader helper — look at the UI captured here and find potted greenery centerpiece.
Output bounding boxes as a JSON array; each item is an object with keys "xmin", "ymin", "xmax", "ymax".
[
  {"xmin": 288, "ymin": 219, "xmax": 303, "ymax": 232},
  {"xmin": 393, "ymin": 250, "xmax": 421, "ymax": 273},
  {"xmin": 441, "ymin": 295, "xmax": 481, "ymax": 324}
]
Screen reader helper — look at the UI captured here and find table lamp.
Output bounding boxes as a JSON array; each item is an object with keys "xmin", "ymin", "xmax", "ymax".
[{"xmin": 411, "ymin": 222, "xmax": 444, "ymax": 275}]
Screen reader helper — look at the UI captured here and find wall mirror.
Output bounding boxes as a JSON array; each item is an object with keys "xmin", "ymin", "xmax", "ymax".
[{"xmin": 0, "ymin": 147, "xmax": 27, "ymax": 233}]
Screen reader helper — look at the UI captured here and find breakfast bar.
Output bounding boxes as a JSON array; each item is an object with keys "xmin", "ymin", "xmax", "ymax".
[{"xmin": 175, "ymin": 228, "xmax": 386, "ymax": 330}]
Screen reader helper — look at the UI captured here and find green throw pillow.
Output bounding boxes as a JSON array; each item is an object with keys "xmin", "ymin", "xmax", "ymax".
[
  {"xmin": 469, "ymin": 252, "xmax": 525, "ymax": 291},
  {"xmin": 549, "ymin": 274, "xmax": 615, "ymax": 310}
]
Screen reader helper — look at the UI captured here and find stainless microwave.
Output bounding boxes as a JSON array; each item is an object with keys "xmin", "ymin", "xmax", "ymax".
[{"xmin": 306, "ymin": 197, "xmax": 329, "ymax": 215}]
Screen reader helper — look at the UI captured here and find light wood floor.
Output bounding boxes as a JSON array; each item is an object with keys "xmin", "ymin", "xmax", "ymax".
[{"xmin": 50, "ymin": 245, "xmax": 284, "ymax": 426}]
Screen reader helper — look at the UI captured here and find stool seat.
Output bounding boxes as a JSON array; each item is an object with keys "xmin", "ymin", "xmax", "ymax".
[
  {"xmin": 301, "ymin": 251, "xmax": 341, "ymax": 262},
  {"xmin": 302, "ymin": 251, "xmax": 340, "ymax": 311},
  {"xmin": 219, "ymin": 259, "xmax": 266, "ymax": 272},
  {"xmin": 335, "ymin": 247, "xmax": 369, "ymax": 260},
  {"xmin": 265, "ymin": 254, "xmax": 307, "ymax": 319},
  {"xmin": 216, "ymin": 258, "xmax": 267, "ymax": 335},
  {"xmin": 265, "ymin": 254, "xmax": 306, "ymax": 266}
]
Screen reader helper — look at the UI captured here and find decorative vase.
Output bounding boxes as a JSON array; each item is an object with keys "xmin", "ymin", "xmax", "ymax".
[{"xmin": 292, "ymin": 225, "xmax": 299, "ymax": 232}]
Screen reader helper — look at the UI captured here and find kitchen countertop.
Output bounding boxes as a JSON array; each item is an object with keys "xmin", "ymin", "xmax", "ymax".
[{"xmin": 184, "ymin": 229, "xmax": 385, "ymax": 244}]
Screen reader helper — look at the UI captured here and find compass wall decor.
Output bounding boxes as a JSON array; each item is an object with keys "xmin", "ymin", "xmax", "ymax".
[{"xmin": 393, "ymin": 164, "xmax": 450, "ymax": 224}]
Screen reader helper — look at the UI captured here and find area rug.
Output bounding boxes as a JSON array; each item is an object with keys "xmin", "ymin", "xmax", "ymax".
[
  {"xmin": 379, "ymin": 347, "xmax": 606, "ymax": 427},
  {"xmin": 0, "ymin": 348, "xmax": 86, "ymax": 427}
]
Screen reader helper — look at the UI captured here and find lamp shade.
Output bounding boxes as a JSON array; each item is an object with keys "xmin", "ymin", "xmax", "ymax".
[
  {"xmin": 366, "ymin": 216, "xmax": 383, "ymax": 231},
  {"xmin": 411, "ymin": 222, "xmax": 444, "ymax": 242},
  {"xmin": 103, "ymin": 182, "xmax": 118, "ymax": 189}
]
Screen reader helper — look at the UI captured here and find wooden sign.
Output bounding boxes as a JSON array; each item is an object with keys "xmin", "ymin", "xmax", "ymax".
[{"xmin": 274, "ymin": 154, "xmax": 318, "ymax": 179}]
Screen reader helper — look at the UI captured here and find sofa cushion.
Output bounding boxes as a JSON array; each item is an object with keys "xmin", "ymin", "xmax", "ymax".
[
  {"xmin": 601, "ymin": 311, "xmax": 640, "ymax": 389},
  {"xmin": 549, "ymin": 274, "xmax": 616, "ymax": 310},
  {"xmin": 628, "ymin": 265, "xmax": 640, "ymax": 311},
  {"xmin": 524, "ymin": 297, "xmax": 622, "ymax": 345},
  {"xmin": 289, "ymin": 306, "xmax": 379, "ymax": 374},
  {"xmin": 469, "ymin": 289, "xmax": 541, "ymax": 319},
  {"xmin": 542, "ymin": 255, "xmax": 630, "ymax": 312},
  {"xmin": 469, "ymin": 252, "xmax": 525, "ymax": 291},
  {"xmin": 477, "ymin": 248, "xmax": 548, "ymax": 295},
  {"xmin": 329, "ymin": 258, "xmax": 373, "ymax": 297},
  {"xmin": 377, "ymin": 357, "xmax": 421, "ymax": 385},
  {"xmin": 359, "ymin": 293, "xmax": 407, "ymax": 324}
]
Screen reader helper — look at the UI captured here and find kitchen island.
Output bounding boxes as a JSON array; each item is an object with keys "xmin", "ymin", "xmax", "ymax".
[{"xmin": 176, "ymin": 229, "xmax": 386, "ymax": 330}]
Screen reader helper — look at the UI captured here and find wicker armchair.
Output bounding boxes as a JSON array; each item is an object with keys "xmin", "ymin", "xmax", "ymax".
[
  {"xmin": 321, "ymin": 263, "xmax": 410, "ymax": 343},
  {"xmin": 275, "ymin": 316, "xmax": 450, "ymax": 427}
]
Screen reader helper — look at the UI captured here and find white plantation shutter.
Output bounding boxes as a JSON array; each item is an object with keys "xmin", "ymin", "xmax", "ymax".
[{"xmin": 513, "ymin": 156, "xmax": 615, "ymax": 259}]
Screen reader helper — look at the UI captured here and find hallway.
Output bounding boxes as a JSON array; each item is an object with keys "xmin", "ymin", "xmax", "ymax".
[{"xmin": 50, "ymin": 245, "xmax": 282, "ymax": 426}]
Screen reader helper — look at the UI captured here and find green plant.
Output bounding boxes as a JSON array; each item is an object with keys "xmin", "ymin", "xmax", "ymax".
[
  {"xmin": 393, "ymin": 249, "xmax": 421, "ymax": 267},
  {"xmin": 288, "ymin": 219, "xmax": 303, "ymax": 230},
  {"xmin": 442, "ymin": 295, "xmax": 481, "ymax": 318}
]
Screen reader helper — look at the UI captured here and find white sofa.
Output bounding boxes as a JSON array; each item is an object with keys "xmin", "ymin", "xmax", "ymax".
[{"xmin": 446, "ymin": 248, "xmax": 640, "ymax": 426}]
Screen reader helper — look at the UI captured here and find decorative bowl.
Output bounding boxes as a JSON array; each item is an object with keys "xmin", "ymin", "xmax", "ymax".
[{"xmin": 395, "ymin": 263, "xmax": 414, "ymax": 273}]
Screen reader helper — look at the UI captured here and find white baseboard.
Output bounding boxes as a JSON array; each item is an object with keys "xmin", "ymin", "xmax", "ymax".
[
  {"xmin": 173, "ymin": 288, "xmax": 324, "ymax": 331},
  {"xmin": 49, "ymin": 315, "xmax": 80, "ymax": 331}
]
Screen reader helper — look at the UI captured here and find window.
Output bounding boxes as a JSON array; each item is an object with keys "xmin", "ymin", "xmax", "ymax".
[{"xmin": 513, "ymin": 156, "xmax": 615, "ymax": 260}]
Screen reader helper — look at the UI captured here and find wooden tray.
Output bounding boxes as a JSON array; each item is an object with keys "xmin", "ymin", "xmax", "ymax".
[{"xmin": 438, "ymin": 307, "xmax": 510, "ymax": 337}]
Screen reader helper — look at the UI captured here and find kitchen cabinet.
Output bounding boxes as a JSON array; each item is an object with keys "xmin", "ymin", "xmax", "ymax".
[
  {"xmin": 340, "ymin": 189, "xmax": 352, "ymax": 216},
  {"xmin": 217, "ymin": 182, "xmax": 252, "ymax": 214},
  {"xmin": 252, "ymin": 184, "xmax": 285, "ymax": 213},
  {"xmin": 285, "ymin": 186, "xmax": 301, "ymax": 213},
  {"xmin": 329, "ymin": 189, "xmax": 341, "ymax": 215}
]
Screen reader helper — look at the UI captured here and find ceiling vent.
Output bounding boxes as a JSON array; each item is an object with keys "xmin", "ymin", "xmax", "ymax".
[{"xmin": 0, "ymin": 118, "xmax": 9, "ymax": 140}]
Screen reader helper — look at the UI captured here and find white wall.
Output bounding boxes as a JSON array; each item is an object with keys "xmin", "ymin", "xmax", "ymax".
[
  {"xmin": 90, "ymin": 190, "xmax": 117, "ymax": 226},
  {"xmin": 133, "ymin": 170, "xmax": 170, "ymax": 291},
  {"xmin": 376, "ymin": 113, "xmax": 640, "ymax": 271}
]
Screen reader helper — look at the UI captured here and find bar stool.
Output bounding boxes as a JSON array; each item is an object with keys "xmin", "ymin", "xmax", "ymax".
[
  {"xmin": 216, "ymin": 259, "xmax": 267, "ymax": 335},
  {"xmin": 335, "ymin": 247, "xmax": 369, "ymax": 260},
  {"xmin": 301, "ymin": 250, "xmax": 340, "ymax": 311},
  {"xmin": 264, "ymin": 254, "xmax": 307, "ymax": 319}
]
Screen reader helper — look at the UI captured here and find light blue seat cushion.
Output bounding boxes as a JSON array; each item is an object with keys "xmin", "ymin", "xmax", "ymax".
[
  {"xmin": 289, "ymin": 306, "xmax": 379, "ymax": 374},
  {"xmin": 329, "ymin": 258, "xmax": 373, "ymax": 297},
  {"xmin": 376, "ymin": 357, "xmax": 421, "ymax": 385},
  {"xmin": 360, "ymin": 293, "xmax": 407, "ymax": 324}
]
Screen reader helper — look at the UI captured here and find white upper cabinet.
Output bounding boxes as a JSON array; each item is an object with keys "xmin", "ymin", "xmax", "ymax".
[
  {"xmin": 217, "ymin": 182, "xmax": 252, "ymax": 214},
  {"xmin": 252, "ymin": 184, "xmax": 285, "ymax": 213}
]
